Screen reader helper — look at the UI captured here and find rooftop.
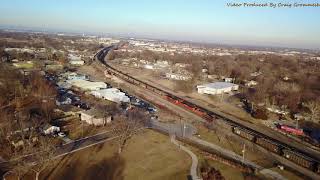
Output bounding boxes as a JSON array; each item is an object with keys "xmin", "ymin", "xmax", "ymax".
[{"xmin": 197, "ymin": 82, "xmax": 238, "ymax": 89}]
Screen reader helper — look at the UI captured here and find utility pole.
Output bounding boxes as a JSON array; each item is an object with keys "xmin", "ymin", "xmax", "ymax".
[
  {"xmin": 180, "ymin": 116, "xmax": 183, "ymax": 138},
  {"xmin": 242, "ymin": 143, "xmax": 246, "ymax": 162}
]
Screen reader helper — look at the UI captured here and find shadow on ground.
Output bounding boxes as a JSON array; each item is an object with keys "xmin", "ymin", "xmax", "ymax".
[{"xmin": 44, "ymin": 154, "xmax": 125, "ymax": 180}]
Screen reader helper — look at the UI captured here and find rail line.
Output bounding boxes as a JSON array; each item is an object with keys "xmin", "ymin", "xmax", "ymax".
[{"xmin": 94, "ymin": 46, "xmax": 320, "ymax": 175}]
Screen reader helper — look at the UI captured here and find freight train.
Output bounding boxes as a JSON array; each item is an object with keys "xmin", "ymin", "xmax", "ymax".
[
  {"xmin": 233, "ymin": 127, "xmax": 320, "ymax": 173},
  {"xmin": 95, "ymin": 48, "xmax": 320, "ymax": 175}
]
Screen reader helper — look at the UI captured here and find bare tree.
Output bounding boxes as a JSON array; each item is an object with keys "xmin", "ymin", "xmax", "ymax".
[
  {"xmin": 111, "ymin": 109, "xmax": 148, "ymax": 154},
  {"xmin": 30, "ymin": 137, "xmax": 57, "ymax": 180},
  {"xmin": 305, "ymin": 101, "xmax": 320, "ymax": 123}
]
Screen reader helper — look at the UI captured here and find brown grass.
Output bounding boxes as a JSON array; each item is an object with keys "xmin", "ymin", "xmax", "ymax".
[{"xmin": 40, "ymin": 129, "xmax": 191, "ymax": 180}]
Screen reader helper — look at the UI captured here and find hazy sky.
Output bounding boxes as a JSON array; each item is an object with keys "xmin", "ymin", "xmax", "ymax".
[{"xmin": 0, "ymin": 0, "xmax": 319, "ymax": 49}]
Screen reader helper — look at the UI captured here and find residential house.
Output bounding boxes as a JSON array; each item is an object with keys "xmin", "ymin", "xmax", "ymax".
[
  {"xmin": 70, "ymin": 60, "xmax": 85, "ymax": 66},
  {"xmin": 224, "ymin": 78, "xmax": 234, "ymax": 83},
  {"xmin": 80, "ymin": 109, "xmax": 112, "ymax": 126},
  {"xmin": 41, "ymin": 124, "xmax": 60, "ymax": 135},
  {"xmin": 165, "ymin": 72, "xmax": 191, "ymax": 81},
  {"xmin": 245, "ymin": 80, "xmax": 258, "ymax": 87}
]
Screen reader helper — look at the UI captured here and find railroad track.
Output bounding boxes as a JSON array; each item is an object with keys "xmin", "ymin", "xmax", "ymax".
[{"xmin": 94, "ymin": 46, "xmax": 320, "ymax": 176}]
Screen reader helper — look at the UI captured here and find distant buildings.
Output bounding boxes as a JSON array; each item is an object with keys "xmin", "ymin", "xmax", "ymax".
[
  {"xmin": 197, "ymin": 82, "xmax": 239, "ymax": 95},
  {"xmin": 68, "ymin": 54, "xmax": 85, "ymax": 66},
  {"xmin": 165, "ymin": 72, "xmax": 192, "ymax": 81}
]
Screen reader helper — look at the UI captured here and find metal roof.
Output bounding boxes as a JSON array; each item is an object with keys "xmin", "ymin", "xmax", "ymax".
[{"xmin": 197, "ymin": 82, "xmax": 238, "ymax": 89}]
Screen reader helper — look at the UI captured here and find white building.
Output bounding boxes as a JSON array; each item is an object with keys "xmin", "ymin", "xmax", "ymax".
[
  {"xmin": 224, "ymin": 78, "xmax": 234, "ymax": 83},
  {"xmin": 165, "ymin": 73, "xmax": 191, "ymax": 81},
  {"xmin": 70, "ymin": 60, "xmax": 85, "ymax": 66},
  {"xmin": 67, "ymin": 72, "xmax": 88, "ymax": 81},
  {"xmin": 245, "ymin": 80, "xmax": 258, "ymax": 87},
  {"xmin": 67, "ymin": 79, "xmax": 107, "ymax": 91},
  {"xmin": 91, "ymin": 88, "xmax": 130, "ymax": 103},
  {"xmin": 144, "ymin": 64, "xmax": 154, "ymax": 70},
  {"xmin": 197, "ymin": 82, "xmax": 239, "ymax": 95},
  {"xmin": 68, "ymin": 54, "xmax": 81, "ymax": 61},
  {"xmin": 42, "ymin": 124, "xmax": 60, "ymax": 135},
  {"xmin": 250, "ymin": 71, "xmax": 262, "ymax": 77},
  {"xmin": 80, "ymin": 109, "xmax": 112, "ymax": 126}
]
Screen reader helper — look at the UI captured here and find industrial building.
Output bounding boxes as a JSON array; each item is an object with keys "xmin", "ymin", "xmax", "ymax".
[
  {"xmin": 91, "ymin": 88, "xmax": 130, "ymax": 103},
  {"xmin": 197, "ymin": 82, "xmax": 239, "ymax": 95},
  {"xmin": 67, "ymin": 79, "xmax": 107, "ymax": 91}
]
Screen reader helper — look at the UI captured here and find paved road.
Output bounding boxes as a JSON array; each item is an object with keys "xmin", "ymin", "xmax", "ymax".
[
  {"xmin": 150, "ymin": 119, "xmax": 197, "ymax": 138},
  {"xmin": 171, "ymin": 135, "xmax": 201, "ymax": 180}
]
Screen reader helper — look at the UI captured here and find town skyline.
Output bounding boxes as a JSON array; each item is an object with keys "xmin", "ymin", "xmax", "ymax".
[{"xmin": 1, "ymin": 0, "xmax": 320, "ymax": 49}]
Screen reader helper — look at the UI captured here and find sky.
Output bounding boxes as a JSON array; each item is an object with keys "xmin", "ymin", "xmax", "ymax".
[{"xmin": 0, "ymin": 0, "xmax": 319, "ymax": 49}]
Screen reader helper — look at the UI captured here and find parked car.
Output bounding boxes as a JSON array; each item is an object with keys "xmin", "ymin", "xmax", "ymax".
[{"xmin": 79, "ymin": 103, "xmax": 90, "ymax": 110}]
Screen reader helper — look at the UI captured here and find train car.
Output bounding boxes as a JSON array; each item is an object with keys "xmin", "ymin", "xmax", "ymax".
[
  {"xmin": 165, "ymin": 95, "xmax": 182, "ymax": 105},
  {"xmin": 256, "ymin": 137, "xmax": 281, "ymax": 154},
  {"xmin": 279, "ymin": 125, "xmax": 305, "ymax": 136},
  {"xmin": 154, "ymin": 88, "xmax": 165, "ymax": 96},
  {"xmin": 193, "ymin": 108, "xmax": 206, "ymax": 117},
  {"xmin": 233, "ymin": 127, "xmax": 256, "ymax": 141},
  {"xmin": 282, "ymin": 149, "xmax": 315, "ymax": 169},
  {"xmin": 202, "ymin": 114, "xmax": 213, "ymax": 122}
]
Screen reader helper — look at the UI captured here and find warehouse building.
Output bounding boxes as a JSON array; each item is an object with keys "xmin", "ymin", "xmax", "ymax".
[
  {"xmin": 197, "ymin": 82, "xmax": 239, "ymax": 95},
  {"xmin": 91, "ymin": 88, "xmax": 130, "ymax": 103},
  {"xmin": 67, "ymin": 79, "xmax": 107, "ymax": 91}
]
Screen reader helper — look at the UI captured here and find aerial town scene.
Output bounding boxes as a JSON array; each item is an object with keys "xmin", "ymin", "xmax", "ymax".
[{"xmin": 0, "ymin": 1, "xmax": 320, "ymax": 180}]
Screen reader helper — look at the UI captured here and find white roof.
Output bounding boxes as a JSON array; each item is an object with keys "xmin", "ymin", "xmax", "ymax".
[
  {"xmin": 67, "ymin": 79, "xmax": 106, "ymax": 90},
  {"xmin": 93, "ymin": 88, "xmax": 130, "ymax": 103},
  {"xmin": 197, "ymin": 82, "xmax": 238, "ymax": 89}
]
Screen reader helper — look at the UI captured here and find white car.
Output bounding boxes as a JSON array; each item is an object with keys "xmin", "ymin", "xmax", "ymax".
[{"xmin": 58, "ymin": 132, "xmax": 66, "ymax": 137}]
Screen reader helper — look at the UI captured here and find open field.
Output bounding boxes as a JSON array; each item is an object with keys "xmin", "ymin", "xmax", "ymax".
[{"xmin": 38, "ymin": 129, "xmax": 191, "ymax": 180}]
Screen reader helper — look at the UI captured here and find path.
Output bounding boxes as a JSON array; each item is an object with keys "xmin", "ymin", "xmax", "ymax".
[
  {"xmin": 189, "ymin": 137, "xmax": 287, "ymax": 180},
  {"xmin": 150, "ymin": 120, "xmax": 287, "ymax": 180},
  {"xmin": 171, "ymin": 135, "xmax": 201, "ymax": 180}
]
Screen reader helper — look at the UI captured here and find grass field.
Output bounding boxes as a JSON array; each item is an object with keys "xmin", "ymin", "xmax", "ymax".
[{"xmin": 39, "ymin": 130, "xmax": 191, "ymax": 180}]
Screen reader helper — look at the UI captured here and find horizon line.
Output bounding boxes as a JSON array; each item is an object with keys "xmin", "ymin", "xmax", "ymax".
[{"xmin": 0, "ymin": 24, "xmax": 319, "ymax": 52}]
